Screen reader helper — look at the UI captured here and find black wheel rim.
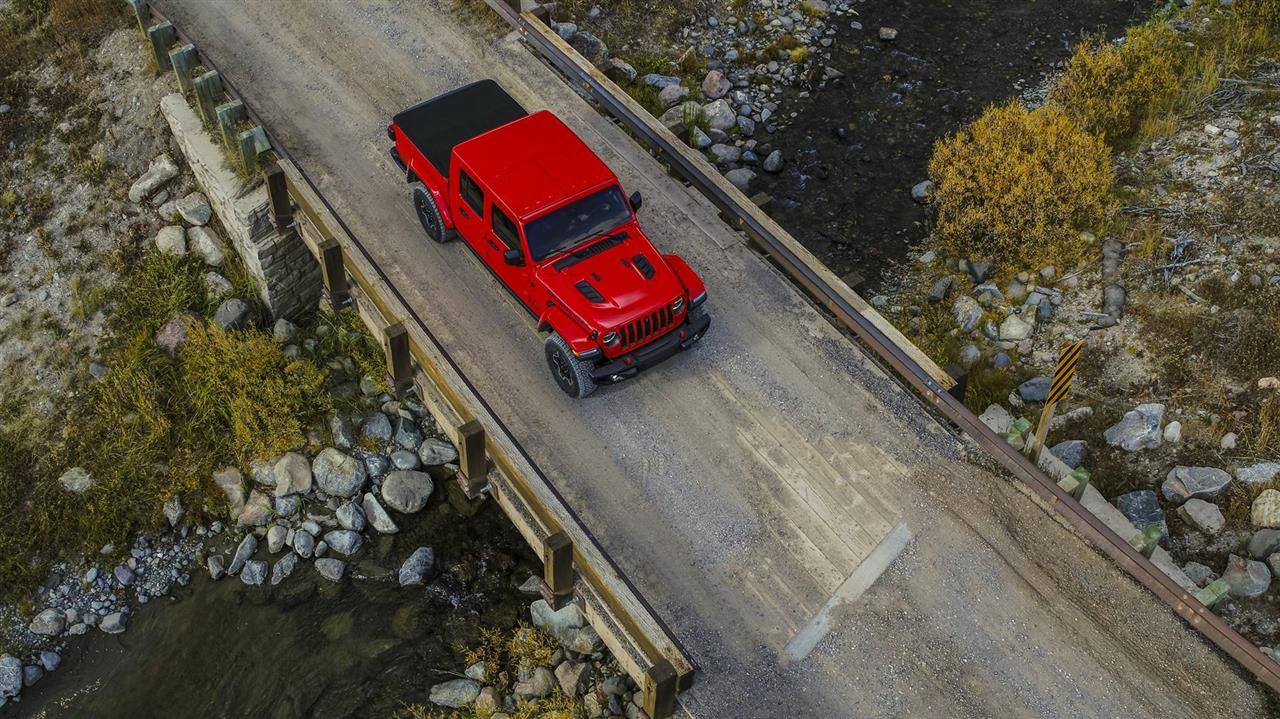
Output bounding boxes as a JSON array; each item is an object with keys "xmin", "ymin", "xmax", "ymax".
[
  {"xmin": 416, "ymin": 195, "xmax": 437, "ymax": 235},
  {"xmin": 550, "ymin": 348, "xmax": 576, "ymax": 393}
]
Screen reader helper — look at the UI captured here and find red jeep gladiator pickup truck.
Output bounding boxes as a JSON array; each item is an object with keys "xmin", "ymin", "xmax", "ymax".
[{"xmin": 388, "ymin": 80, "xmax": 709, "ymax": 398}]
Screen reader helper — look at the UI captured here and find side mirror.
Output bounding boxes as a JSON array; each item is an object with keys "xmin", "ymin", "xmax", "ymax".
[
  {"xmin": 629, "ymin": 191, "xmax": 643, "ymax": 213},
  {"xmin": 503, "ymin": 248, "xmax": 525, "ymax": 266}
]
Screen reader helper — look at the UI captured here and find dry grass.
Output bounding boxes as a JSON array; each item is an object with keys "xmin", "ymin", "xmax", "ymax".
[{"xmin": 928, "ymin": 102, "xmax": 1113, "ymax": 277}]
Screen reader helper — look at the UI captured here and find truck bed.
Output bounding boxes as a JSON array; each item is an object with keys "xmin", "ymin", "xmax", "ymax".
[{"xmin": 393, "ymin": 79, "xmax": 527, "ymax": 177}]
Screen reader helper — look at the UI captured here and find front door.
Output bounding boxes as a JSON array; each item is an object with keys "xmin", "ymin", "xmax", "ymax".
[{"xmin": 487, "ymin": 202, "xmax": 532, "ymax": 308}]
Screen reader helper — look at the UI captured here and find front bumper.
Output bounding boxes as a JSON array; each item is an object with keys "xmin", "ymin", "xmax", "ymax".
[{"xmin": 589, "ymin": 311, "xmax": 711, "ymax": 384}]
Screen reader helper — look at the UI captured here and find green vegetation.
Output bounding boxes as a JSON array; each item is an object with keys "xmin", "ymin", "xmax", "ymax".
[
  {"xmin": 928, "ymin": 102, "xmax": 1113, "ymax": 276},
  {"xmin": 0, "ymin": 251, "xmax": 335, "ymax": 600}
]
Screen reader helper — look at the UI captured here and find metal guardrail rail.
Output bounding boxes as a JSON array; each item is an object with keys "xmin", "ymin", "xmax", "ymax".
[
  {"xmin": 482, "ymin": 0, "xmax": 1280, "ymax": 693},
  {"xmin": 130, "ymin": 2, "xmax": 693, "ymax": 716}
]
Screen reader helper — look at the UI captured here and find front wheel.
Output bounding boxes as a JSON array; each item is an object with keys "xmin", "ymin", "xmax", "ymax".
[
  {"xmin": 412, "ymin": 185, "xmax": 452, "ymax": 243},
  {"xmin": 544, "ymin": 333, "xmax": 596, "ymax": 399}
]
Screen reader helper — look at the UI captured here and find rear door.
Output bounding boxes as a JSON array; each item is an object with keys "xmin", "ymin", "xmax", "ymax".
[{"xmin": 451, "ymin": 165, "xmax": 487, "ymax": 254}]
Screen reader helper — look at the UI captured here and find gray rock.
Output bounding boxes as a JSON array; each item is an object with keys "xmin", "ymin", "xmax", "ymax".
[
  {"xmin": 29, "ymin": 608, "xmax": 66, "ymax": 636},
  {"xmin": 212, "ymin": 299, "xmax": 251, "ymax": 330},
  {"xmin": 188, "ymin": 227, "xmax": 226, "ymax": 266},
  {"xmin": 736, "ymin": 115, "xmax": 756, "ymax": 137},
  {"xmin": 175, "ymin": 191, "xmax": 211, "ymax": 225},
  {"xmin": 1114, "ymin": 490, "xmax": 1167, "ymax": 544},
  {"xmin": 237, "ymin": 489, "xmax": 272, "ymax": 527},
  {"xmin": 393, "ymin": 415, "xmax": 423, "ymax": 450},
  {"xmin": 958, "ymin": 343, "xmax": 981, "ymax": 368},
  {"xmin": 910, "ymin": 180, "xmax": 935, "ymax": 203},
  {"xmin": 398, "ymin": 546, "xmax": 435, "ymax": 586},
  {"xmin": 569, "ymin": 624, "xmax": 604, "ymax": 655},
  {"xmin": 128, "ymin": 154, "xmax": 179, "ymax": 203},
  {"xmin": 1223, "ymin": 554, "xmax": 1271, "ymax": 598},
  {"xmin": 155, "ymin": 225, "xmax": 186, "ymax": 256},
  {"xmin": 430, "ymin": 678, "xmax": 481, "ymax": 708},
  {"xmin": 228, "ymin": 534, "xmax": 258, "ymax": 575},
  {"xmin": 1103, "ymin": 404, "xmax": 1164, "ymax": 452},
  {"xmin": 641, "ymin": 73, "xmax": 681, "ymax": 89},
  {"xmin": 1161, "ymin": 466, "xmax": 1232, "ymax": 502},
  {"xmin": 23, "ymin": 665, "xmax": 42, "ymax": 687},
  {"xmin": 207, "ymin": 554, "xmax": 226, "ymax": 580},
  {"xmin": 552, "ymin": 21, "xmax": 576, "ymax": 41},
  {"xmin": 323, "ymin": 529, "xmax": 363, "ymax": 557},
  {"xmin": 417, "ymin": 438, "xmax": 458, "ymax": 466},
  {"xmin": 271, "ymin": 553, "xmax": 298, "ymax": 585},
  {"xmin": 314, "ymin": 558, "xmax": 346, "ymax": 582},
  {"xmin": 275, "ymin": 494, "xmax": 300, "ymax": 517},
  {"xmin": 1177, "ymin": 498, "xmax": 1224, "ymax": 534},
  {"xmin": 330, "ymin": 414, "xmax": 356, "ymax": 450},
  {"xmin": 59, "ymin": 467, "xmax": 92, "ymax": 494},
  {"xmin": 951, "ymin": 296, "xmax": 981, "ymax": 332},
  {"xmin": 1252, "ymin": 489, "xmax": 1280, "ymax": 528},
  {"xmin": 100, "ymin": 612, "xmax": 128, "ymax": 634},
  {"xmin": 968, "ymin": 260, "xmax": 994, "ymax": 283},
  {"xmin": 240, "ymin": 559, "xmax": 268, "ymax": 586},
  {"xmin": 569, "ymin": 31, "xmax": 608, "ymax": 68},
  {"xmin": 659, "ymin": 84, "xmax": 689, "ymax": 107},
  {"xmin": 272, "ymin": 318, "xmax": 298, "ymax": 343},
  {"xmin": 1049, "ymin": 440, "xmax": 1087, "ymax": 469},
  {"xmin": 1249, "ymin": 529, "xmax": 1280, "ymax": 559},
  {"xmin": 724, "ymin": 167, "xmax": 756, "ymax": 192},
  {"xmin": 204, "ymin": 271, "xmax": 233, "ymax": 297},
  {"xmin": 514, "ymin": 666, "xmax": 556, "ymax": 700},
  {"xmin": 556, "ymin": 661, "xmax": 595, "ymax": 696},
  {"xmin": 163, "ymin": 494, "xmax": 184, "ymax": 527},
  {"xmin": 709, "ymin": 143, "xmax": 741, "ymax": 165},
  {"xmin": 267, "ymin": 525, "xmax": 289, "ymax": 554},
  {"xmin": 362, "ymin": 493, "xmax": 399, "ymax": 534},
  {"xmin": 530, "ymin": 599, "xmax": 585, "ymax": 647},
  {"xmin": 364, "ymin": 453, "xmax": 390, "ymax": 478},
  {"xmin": 362, "ymin": 412, "xmax": 393, "ymax": 443},
  {"xmin": 390, "ymin": 449, "xmax": 420, "ymax": 471},
  {"xmin": 312, "ymin": 448, "xmax": 367, "ymax": 497},
  {"xmin": 1017, "ymin": 376, "xmax": 1051, "ymax": 403},
  {"xmin": 38, "ymin": 652, "xmax": 59, "ymax": 673},
  {"xmin": 701, "ymin": 69, "xmax": 731, "ymax": 99},
  {"xmin": 336, "ymin": 502, "xmax": 366, "ymax": 532},
  {"xmin": 1183, "ymin": 561, "xmax": 1217, "ymax": 587},
  {"xmin": 293, "ymin": 530, "xmax": 316, "ymax": 559},
  {"xmin": 1163, "ymin": 420, "xmax": 1182, "ymax": 444},
  {"xmin": 703, "ymin": 99, "xmax": 737, "ymax": 131},
  {"xmin": 998, "ymin": 314, "xmax": 1034, "ymax": 341},
  {"xmin": 1, "ymin": 656, "xmax": 23, "ymax": 699},
  {"xmin": 606, "ymin": 58, "xmax": 636, "ymax": 84},
  {"xmin": 762, "ymin": 150, "xmax": 784, "ymax": 173},
  {"xmin": 381, "ymin": 470, "xmax": 435, "ymax": 514},
  {"xmin": 927, "ymin": 276, "xmax": 953, "ymax": 304},
  {"xmin": 1239, "ymin": 463, "xmax": 1280, "ymax": 485},
  {"xmin": 273, "ymin": 452, "xmax": 313, "ymax": 496},
  {"xmin": 114, "ymin": 565, "xmax": 135, "ymax": 586}
]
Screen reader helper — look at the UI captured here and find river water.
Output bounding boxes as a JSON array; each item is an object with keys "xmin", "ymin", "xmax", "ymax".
[
  {"xmin": 760, "ymin": 0, "xmax": 1156, "ymax": 292},
  {"xmin": 7, "ymin": 497, "xmax": 536, "ymax": 718}
]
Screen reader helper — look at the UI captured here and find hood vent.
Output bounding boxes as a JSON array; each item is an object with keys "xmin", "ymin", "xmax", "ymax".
[
  {"xmin": 632, "ymin": 254, "xmax": 656, "ymax": 280},
  {"xmin": 575, "ymin": 280, "xmax": 605, "ymax": 303},
  {"xmin": 552, "ymin": 231, "xmax": 628, "ymax": 271}
]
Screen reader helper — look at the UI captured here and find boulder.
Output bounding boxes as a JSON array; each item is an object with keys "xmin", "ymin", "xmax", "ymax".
[
  {"xmin": 237, "ymin": 489, "xmax": 272, "ymax": 527},
  {"xmin": 569, "ymin": 31, "xmax": 608, "ymax": 68},
  {"xmin": 951, "ymin": 296, "xmax": 981, "ymax": 332},
  {"xmin": 38, "ymin": 652, "xmax": 59, "ymax": 673},
  {"xmin": 701, "ymin": 69, "xmax": 731, "ymax": 99},
  {"xmin": 336, "ymin": 502, "xmax": 366, "ymax": 531},
  {"xmin": 267, "ymin": 525, "xmax": 288, "ymax": 554},
  {"xmin": 204, "ymin": 271, "xmax": 233, "ymax": 297},
  {"xmin": 293, "ymin": 530, "xmax": 316, "ymax": 559},
  {"xmin": 213, "ymin": 298, "xmax": 251, "ymax": 330},
  {"xmin": 641, "ymin": 73, "xmax": 681, "ymax": 89},
  {"xmin": 1239, "ymin": 463, "xmax": 1280, "ymax": 485},
  {"xmin": 762, "ymin": 150, "xmax": 784, "ymax": 173},
  {"xmin": 1223, "ymin": 554, "xmax": 1271, "ymax": 598},
  {"xmin": 100, "ymin": 612, "xmax": 128, "ymax": 634},
  {"xmin": 213, "ymin": 467, "xmax": 246, "ymax": 516},
  {"xmin": 556, "ymin": 660, "xmax": 595, "ymax": 696},
  {"xmin": 398, "ymin": 546, "xmax": 435, "ymax": 586},
  {"xmin": 910, "ymin": 180, "xmax": 935, "ymax": 203},
  {"xmin": 188, "ymin": 226, "xmax": 225, "ymax": 266},
  {"xmin": 417, "ymin": 438, "xmax": 458, "ymax": 466},
  {"xmin": 569, "ymin": 624, "xmax": 604, "ymax": 655},
  {"xmin": 323, "ymin": 529, "xmax": 363, "ymax": 557},
  {"xmin": 725, "ymin": 167, "xmax": 756, "ymax": 192},
  {"xmin": 659, "ymin": 84, "xmax": 689, "ymax": 107},
  {"xmin": 1252, "ymin": 489, "xmax": 1280, "ymax": 528},
  {"xmin": 58, "ymin": 467, "xmax": 92, "ymax": 494},
  {"xmin": 390, "ymin": 449, "xmax": 419, "ymax": 471},
  {"xmin": 978, "ymin": 404, "xmax": 1013, "ymax": 434},
  {"xmin": 381, "ymin": 470, "xmax": 435, "ymax": 514},
  {"xmin": 1103, "ymin": 404, "xmax": 1164, "ymax": 452},
  {"xmin": 272, "ymin": 318, "xmax": 298, "ymax": 343},
  {"xmin": 393, "ymin": 415, "xmax": 423, "ymax": 450},
  {"xmin": 271, "ymin": 553, "xmax": 298, "ymax": 586},
  {"xmin": 1249, "ymin": 529, "xmax": 1280, "ymax": 559},
  {"xmin": 702, "ymin": 99, "xmax": 737, "ymax": 131},
  {"xmin": 362, "ymin": 412, "xmax": 393, "ymax": 443},
  {"xmin": 531, "ymin": 598, "xmax": 585, "ymax": 648},
  {"xmin": 1049, "ymin": 440, "xmax": 1087, "ymax": 469},
  {"xmin": 273, "ymin": 452, "xmax": 313, "ymax": 496},
  {"xmin": 514, "ymin": 666, "xmax": 556, "ymax": 700},
  {"xmin": 709, "ymin": 143, "xmax": 741, "ymax": 165},
  {"xmin": 228, "ymin": 534, "xmax": 258, "ymax": 575},
  {"xmin": 175, "ymin": 191, "xmax": 212, "ymax": 225},
  {"xmin": 1017, "ymin": 376, "xmax": 1051, "ymax": 403},
  {"xmin": 314, "ymin": 558, "xmax": 346, "ymax": 583},
  {"xmin": 240, "ymin": 559, "xmax": 268, "ymax": 586},
  {"xmin": 1177, "ymin": 498, "xmax": 1224, "ymax": 534},
  {"xmin": 1161, "ymin": 466, "xmax": 1232, "ymax": 503},
  {"xmin": 312, "ymin": 448, "xmax": 367, "ymax": 497},
  {"xmin": 0, "ymin": 655, "xmax": 20, "ymax": 699},
  {"xmin": 23, "ymin": 665, "xmax": 42, "ymax": 687},
  {"xmin": 155, "ymin": 225, "xmax": 186, "ymax": 255},
  {"xmin": 605, "ymin": 58, "xmax": 636, "ymax": 84},
  {"xmin": 207, "ymin": 554, "xmax": 226, "ymax": 580},
  {"xmin": 29, "ymin": 608, "xmax": 66, "ymax": 636},
  {"xmin": 927, "ymin": 276, "xmax": 953, "ymax": 304},
  {"xmin": 1162, "ymin": 420, "xmax": 1182, "ymax": 444},
  {"xmin": 1183, "ymin": 561, "xmax": 1218, "ymax": 587},
  {"xmin": 430, "ymin": 678, "xmax": 481, "ymax": 708},
  {"xmin": 128, "ymin": 154, "xmax": 179, "ymax": 203},
  {"xmin": 362, "ymin": 493, "xmax": 400, "ymax": 534},
  {"xmin": 1114, "ymin": 490, "xmax": 1167, "ymax": 543}
]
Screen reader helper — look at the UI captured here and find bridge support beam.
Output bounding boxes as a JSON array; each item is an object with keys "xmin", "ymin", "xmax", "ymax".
[
  {"xmin": 540, "ymin": 531, "xmax": 574, "ymax": 610},
  {"xmin": 263, "ymin": 159, "xmax": 294, "ymax": 232},
  {"xmin": 383, "ymin": 322, "xmax": 413, "ymax": 396},
  {"xmin": 318, "ymin": 238, "xmax": 349, "ymax": 310},
  {"xmin": 168, "ymin": 43, "xmax": 197, "ymax": 95},
  {"xmin": 643, "ymin": 660, "xmax": 677, "ymax": 719},
  {"xmin": 193, "ymin": 71, "xmax": 224, "ymax": 125},
  {"xmin": 454, "ymin": 419, "xmax": 489, "ymax": 498},
  {"xmin": 146, "ymin": 21, "xmax": 177, "ymax": 74},
  {"xmin": 126, "ymin": 0, "xmax": 149, "ymax": 35}
]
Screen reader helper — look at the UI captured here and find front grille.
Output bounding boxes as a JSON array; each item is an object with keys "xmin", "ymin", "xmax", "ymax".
[{"xmin": 619, "ymin": 306, "xmax": 674, "ymax": 349}]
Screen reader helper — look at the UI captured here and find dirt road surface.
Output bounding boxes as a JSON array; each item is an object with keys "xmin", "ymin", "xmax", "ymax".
[{"xmin": 155, "ymin": 1, "xmax": 1269, "ymax": 716}]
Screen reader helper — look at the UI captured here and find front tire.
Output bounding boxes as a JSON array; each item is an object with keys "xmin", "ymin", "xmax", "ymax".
[
  {"xmin": 544, "ymin": 333, "xmax": 596, "ymax": 399},
  {"xmin": 413, "ymin": 185, "xmax": 452, "ymax": 243}
]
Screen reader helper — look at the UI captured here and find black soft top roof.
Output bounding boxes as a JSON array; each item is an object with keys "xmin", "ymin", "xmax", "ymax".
[{"xmin": 393, "ymin": 79, "xmax": 528, "ymax": 177}]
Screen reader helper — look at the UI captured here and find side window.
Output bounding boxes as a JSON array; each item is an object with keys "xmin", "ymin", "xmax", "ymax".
[
  {"xmin": 491, "ymin": 206, "xmax": 519, "ymax": 250},
  {"xmin": 459, "ymin": 170, "xmax": 484, "ymax": 216}
]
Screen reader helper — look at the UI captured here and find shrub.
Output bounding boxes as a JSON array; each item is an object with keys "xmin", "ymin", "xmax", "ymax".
[
  {"xmin": 1049, "ymin": 22, "xmax": 1187, "ymax": 146},
  {"xmin": 928, "ymin": 102, "xmax": 1112, "ymax": 274}
]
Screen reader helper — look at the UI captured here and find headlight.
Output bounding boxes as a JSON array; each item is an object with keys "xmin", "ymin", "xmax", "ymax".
[
  {"xmin": 671, "ymin": 297, "xmax": 685, "ymax": 314},
  {"xmin": 690, "ymin": 290, "xmax": 707, "ymax": 308},
  {"xmin": 601, "ymin": 332, "xmax": 619, "ymax": 345}
]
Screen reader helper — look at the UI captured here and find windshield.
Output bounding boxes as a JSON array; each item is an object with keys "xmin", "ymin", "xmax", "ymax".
[{"xmin": 524, "ymin": 185, "xmax": 631, "ymax": 262}]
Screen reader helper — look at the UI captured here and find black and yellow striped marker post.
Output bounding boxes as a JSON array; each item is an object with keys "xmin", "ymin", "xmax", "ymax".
[{"xmin": 1028, "ymin": 339, "xmax": 1085, "ymax": 461}]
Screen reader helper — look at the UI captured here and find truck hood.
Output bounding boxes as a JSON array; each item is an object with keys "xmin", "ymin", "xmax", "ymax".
[{"xmin": 535, "ymin": 222, "xmax": 685, "ymax": 330}]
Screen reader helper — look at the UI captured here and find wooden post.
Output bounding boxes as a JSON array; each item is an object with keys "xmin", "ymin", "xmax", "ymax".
[
  {"xmin": 1129, "ymin": 525, "xmax": 1162, "ymax": 558},
  {"xmin": 126, "ymin": 0, "xmax": 149, "ymax": 35},
  {"xmin": 945, "ymin": 363, "xmax": 968, "ymax": 404},
  {"xmin": 262, "ymin": 159, "xmax": 293, "ymax": 231},
  {"xmin": 318, "ymin": 238, "xmax": 349, "ymax": 309},
  {"xmin": 146, "ymin": 21, "xmax": 177, "ymax": 74},
  {"xmin": 237, "ymin": 126, "xmax": 269, "ymax": 175},
  {"xmin": 383, "ymin": 322, "xmax": 412, "ymax": 396},
  {"xmin": 215, "ymin": 100, "xmax": 246, "ymax": 149},
  {"xmin": 643, "ymin": 660, "xmax": 677, "ymax": 719},
  {"xmin": 455, "ymin": 419, "xmax": 489, "ymax": 497},
  {"xmin": 1026, "ymin": 400, "xmax": 1057, "ymax": 462},
  {"xmin": 192, "ymin": 71, "xmax": 224, "ymax": 125},
  {"xmin": 1069, "ymin": 467, "xmax": 1090, "ymax": 501},
  {"xmin": 540, "ymin": 531, "xmax": 574, "ymax": 610},
  {"xmin": 168, "ymin": 44, "xmax": 197, "ymax": 95}
]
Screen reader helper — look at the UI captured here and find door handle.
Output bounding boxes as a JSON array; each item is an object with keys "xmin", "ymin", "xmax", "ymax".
[
  {"xmin": 458, "ymin": 206, "xmax": 470, "ymax": 219},
  {"xmin": 486, "ymin": 239, "xmax": 499, "ymax": 250}
]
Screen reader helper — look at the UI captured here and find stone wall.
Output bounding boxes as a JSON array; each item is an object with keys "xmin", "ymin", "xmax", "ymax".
[{"xmin": 159, "ymin": 93, "xmax": 320, "ymax": 319}]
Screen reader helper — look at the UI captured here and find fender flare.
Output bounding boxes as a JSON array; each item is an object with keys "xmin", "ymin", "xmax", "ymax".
[
  {"xmin": 662, "ymin": 254, "xmax": 706, "ymax": 298},
  {"xmin": 538, "ymin": 304, "xmax": 596, "ymax": 356}
]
